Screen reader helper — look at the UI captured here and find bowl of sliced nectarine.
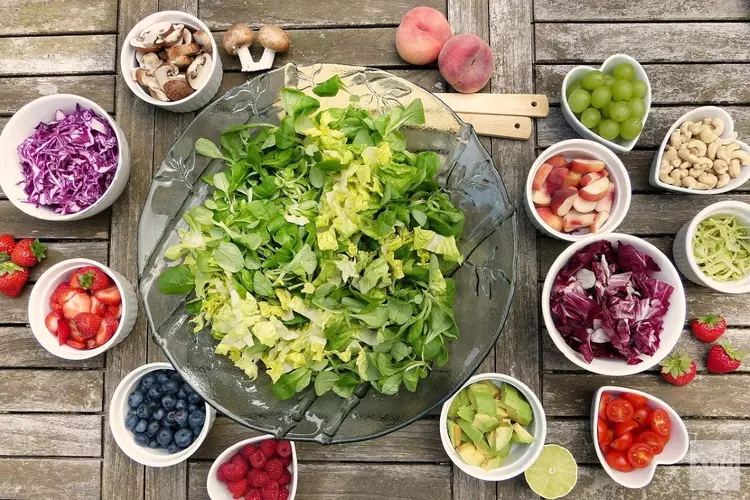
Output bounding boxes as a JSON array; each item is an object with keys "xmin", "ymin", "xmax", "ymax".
[{"xmin": 524, "ymin": 139, "xmax": 632, "ymax": 241}]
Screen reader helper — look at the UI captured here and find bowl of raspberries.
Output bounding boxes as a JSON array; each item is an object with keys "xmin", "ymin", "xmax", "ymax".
[{"xmin": 207, "ymin": 436, "xmax": 297, "ymax": 500}]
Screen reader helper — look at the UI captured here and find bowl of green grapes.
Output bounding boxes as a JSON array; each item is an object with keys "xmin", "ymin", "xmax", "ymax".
[{"xmin": 561, "ymin": 54, "xmax": 651, "ymax": 153}]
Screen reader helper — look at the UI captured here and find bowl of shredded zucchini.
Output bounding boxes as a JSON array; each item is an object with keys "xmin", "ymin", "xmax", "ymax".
[{"xmin": 137, "ymin": 63, "xmax": 517, "ymax": 443}]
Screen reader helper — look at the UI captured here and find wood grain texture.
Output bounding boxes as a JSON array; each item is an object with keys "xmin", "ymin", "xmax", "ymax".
[
  {"xmin": 535, "ymin": 0, "xmax": 750, "ymax": 22},
  {"xmin": 28, "ymin": 241, "xmax": 109, "ymax": 281},
  {"xmin": 0, "ymin": 458, "xmax": 101, "ymax": 499},
  {"xmin": 543, "ymin": 373, "xmax": 750, "ymax": 417},
  {"xmin": 200, "ymin": 0, "xmax": 444, "ymax": 29},
  {"xmin": 0, "ymin": 414, "xmax": 102, "ymax": 456},
  {"xmin": 536, "ymin": 23, "xmax": 750, "ymax": 63},
  {"xmin": 0, "ymin": 0, "xmax": 117, "ymax": 35},
  {"xmin": 0, "ymin": 370, "xmax": 102, "ymax": 412},
  {"xmin": 0, "ymin": 326, "xmax": 104, "ymax": 368},
  {"xmin": 0, "ymin": 76, "xmax": 115, "ymax": 115},
  {"xmin": 0, "ymin": 35, "xmax": 116, "ymax": 76},
  {"xmin": 0, "ymin": 201, "xmax": 110, "ymax": 239}
]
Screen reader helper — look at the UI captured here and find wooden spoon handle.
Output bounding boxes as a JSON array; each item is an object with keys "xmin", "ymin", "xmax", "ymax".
[
  {"xmin": 457, "ymin": 113, "xmax": 532, "ymax": 140},
  {"xmin": 436, "ymin": 93, "xmax": 549, "ymax": 117}
]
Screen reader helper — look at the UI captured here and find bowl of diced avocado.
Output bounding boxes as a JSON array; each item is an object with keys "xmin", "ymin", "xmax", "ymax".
[{"xmin": 439, "ymin": 373, "xmax": 546, "ymax": 481}]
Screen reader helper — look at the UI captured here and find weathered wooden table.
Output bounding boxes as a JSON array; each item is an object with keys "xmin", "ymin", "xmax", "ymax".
[{"xmin": 2, "ymin": 0, "xmax": 749, "ymax": 498}]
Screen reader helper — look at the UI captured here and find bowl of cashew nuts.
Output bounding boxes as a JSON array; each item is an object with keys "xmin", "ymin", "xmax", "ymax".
[{"xmin": 650, "ymin": 106, "xmax": 750, "ymax": 194}]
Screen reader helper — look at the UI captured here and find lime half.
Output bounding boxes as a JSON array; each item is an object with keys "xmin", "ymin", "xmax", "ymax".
[{"xmin": 524, "ymin": 444, "xmax": 578, "ymax": 499}]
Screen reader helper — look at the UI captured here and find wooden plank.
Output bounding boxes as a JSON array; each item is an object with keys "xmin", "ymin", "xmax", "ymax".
[
  {"xmin": 0, "ymin": 35, "xmax": 117, "ymax": 76},
  {"xmin": 188, "ymin": 461, "xmax": 452, "ymax": 500},
  {"xmin": 537, "ymin": 64, "xmax": 750, "ymax": 105},
  {"xmin": 543, "ymin": 373, "xmax": 750, "ymax": 417},
  {"xmin": 536, "ymin": 23, "xmax": 750, "ymax": 63},
  {"xmin": 0, "ymin": 414, "xmax": 102, "ymax": 457},
  {"xmin": 29, "ymin": 241, "xmax": 109, "ymax": 281},
  {"xmin": 535, "ymin": 0, "xmax": 750, "ymax": 22},
  {"xmin": 0, "ymin": 76, "xmax": 115, "ymax": 116},
  {"xmin": 0, "ymin": 0, "xmax": 118, "ymax": 36},
  {"xmin": 0, "ymin": 458, "xmax": 101, "ymax": 500},
  {"xmin": 0, "ymin": 370, "xmax": 102, "ymax": 412},
  {"xmin": 0, "ymin": 201, "xmax": 110, "ymax": 239},
  {"xmin": 200, "ymin": 0, "xmax": 444, "ymax": 29},
  {"xmin": 0, "ymin": 326, "xmax": 104, "ymax": 368},
  {"xmin": 193, "ymin": 417, "xmax": 446, "ymax": 462}
]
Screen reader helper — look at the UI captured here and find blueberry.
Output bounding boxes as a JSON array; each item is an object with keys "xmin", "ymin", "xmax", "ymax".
[
  {"xmin": 156, "ymin": 428, "xmax": 173, "ymax": 447},
  {"xmin": 174, "ymin": 428, "xmax": 193, "ymax": 448},
  {"xmin": 181, "ymin": 383, "xmax": 194, "ymax": 394},
  {"xmin": 173, "ymin": 409, "xmax": 188, "ymax": 427},
  {"xmin": 156, "ymin": 372, "xmax": 169, "ymax": 384},
  {"xmin": 176, "ymin": 388, "xmax": 187, "ymax": 400},
  {"xmin": 165, "ymin": 410, "xmax": 177, "ymax": 426},
  {"xmin": 192, "ymin": 426, "xmax": 202, "ymax": 437},
  {"xmin": 162, "ymin": 380, "xmax": 180, "ymax": 395},
  {"xmin": 161, "ymin": 394, "xmax": 176, "ymax": 411},
  {"xmin": 147, "ymin": 421, "xmax": 161, "ymax": 437},
  {"xmin": 134, "ymin": 432, "xmax": 150, "ymax": 447},
  {"xmin": 128, "ymin": 391, "xmax": 144, "ymax": 408},
  {"xmin": 188, "ymin": 404, "xmax": 198, "ymax": 413},
  {"xmin": 148, "ymin": 439, "xmax": 159, "ymax": 449},
  {"xmin": 136, "ymin": 403, "xmax": 151, "ymax": 419},
  {"xmin": 146, "ymin": 400, "xmax": 160, "ymax": 413},
  {"xmin": 167, "ymin": 442, "xmax": 180, "ymax": 454},
  {"xmin": 188, "ymin": 410, "xmax": 205, "ymax": 428},
  {"xmin": 127, "ymin": 409, "xmax": 137, "ymax": 419},
  {"xmin": 175, "ymin": 399, "xmax": 188, "ymax": 411},
  {"xmin": 152, "ymin": 408, "xmax": 166, "ymax": 421},
  {"xmin": 170, "ymin": 372, "xmax": 183, "ymax": 383},
  {"xmin": 125, "ymin": 414, "xmax": 139, "ymax": 431},
  {"xmin": 140, "ymin": 374, "xmax": 156, "ymax": 389},
  {"xmin": 135, "ymin": 419, "xmax": 148, "ymax": 433},
  {"xmin": 188, "ymin": 392, "xmax": 203, "ymax": 405},
  {"xmin": 147, "ymin": 386, "xmax": 163, "ymax": 401}
]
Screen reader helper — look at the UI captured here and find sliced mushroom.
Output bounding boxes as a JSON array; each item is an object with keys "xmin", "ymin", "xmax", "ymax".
[
  {"xmin": 163, "ymin": 79, "xmax": 194, "ymax": 101},
  {"xmin": 154, "ymin": 63, "xmax": 180, "ymax": 88},
  {"xmin": 130, "ymin": 38, "xmax": 161, "ymax": 53},
  {"xmin": 165, "ymin": 43, "xmax": 201, "ymax": 60},
  {"xmin": 193, "ymin": 30, "xmax": 213, "ymax": 54},
  {"xmin": 134, "ymin": 68, "xmax": 157, "ymax": 87},
  {"xmin": 147, "ymin": 81, "xmax": 170, "ymax": 101},
  {"xmin": 223, "ymin": 24, "xmax": 255, "ymax": 71},
  {"xmin": 169, "ymin": 55, "xmax": 194, "ymax": 69},
  {"xmin": 187, "ymin": 53, "xmax": 212, "ymax": 90},
  {"xmin": 182, "ymin": 29, "xmax": 193, "ymax": 45},
  {"xmin": 140, "ymin": 52, "xmax": 162, "ymax": 70},
  {"xmin": 162, "ymin": 25, "xmax": 185, "ymax": 47},
  {"xmin": 141, "ymin": 21, "xmax": 174, "ymax": 45}
]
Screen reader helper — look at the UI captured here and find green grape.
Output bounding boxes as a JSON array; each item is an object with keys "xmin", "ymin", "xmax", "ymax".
[
  {"xmin": 627, "ymin": 97, "xmax": 646, "ymax": 119},
  {"xmin": 620, "ymin": 117, "xmax": 643, "ymax": 140},
  {"xmin": 632, "ymin": 80, "xmax": 647, "ymax": 98},
  {"xmin": 581, "ymin": 108, "xmax": 601, "ymax": 129},
  {"xmin": 611, "ymin": 80, "xmax": 633, "ymax": 102},
  {"xmin": 613, "ymin": 63, "xmax": 635, "ymax": 81},
  {"xmin": 601, "ymin": 101, "xmax": 614, "ymax": 119},
  {"xmin": 566, "ymin": 80, "xmax": 583, "ymax": 97},
  {"xmin": 598, "ymin": 119, "xmax": 620, "ymax": 141},
  {"xmin": 610, "ymin": 102, "xmax": 631, "ymax": 123},
  {"xmin": 603, "ymin": 75, "xmax": 616, "ymax": 87},
  {"xmin": 590, "ymin": 86, "xmax": 611, "ymax": 109},
  {"xmin": 568, "ymin": 89, "xmax": 591, "ymax": 114},
  {"xmin": 582, "ymin": 70, "xmax": 605, "ymax": 91}
]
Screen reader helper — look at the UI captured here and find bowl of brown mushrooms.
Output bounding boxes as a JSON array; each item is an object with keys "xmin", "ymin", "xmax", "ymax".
[
  {"xmin": 120, "ymin": 10, "xmax": 222, "ymax": 113},
  {"xmin": 650, "ymin": 106, "xmax": 750, "ymax": 194}
]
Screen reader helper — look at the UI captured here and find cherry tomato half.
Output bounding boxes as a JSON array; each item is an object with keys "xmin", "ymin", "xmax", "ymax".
[
  {"xmin": 648, "ymin": 408, "xmax": 672, "ymax": 437},
  {"xmin": 637, "ymin": 430, "xmax": 665, "ymax": 454},
  {"xmin": 605, "ymin": 449, "xmax": 635, "ymax": 472},
  {"xmin": 614, "ymin": 419, "xmax": 639, "ymax": 437},
  {"xmin": 628, "ymin": 443, "xmax": 654, "ymax": 468},
  {"xmin": 633, "ymin": 407, "xmax": 652, "ymax": 427},
  {"xmin": 606, "ymin": 398, "xmax": 635, "ymax": 423},
  {"xmin": 598, "ymin": 392, "xmax": 612, "ymax": 421},
  {"xmin": 546, "ymin": 155, "xmax": 568, "ymax": 169},
  {"xmin": 597, "ymin": 418, "xmax": 613, "ymax": 451},
  {"xmin": 623, "ymin": 392, "xmax": 649, "ymax": 409},
  {"xmin": 611, "ymin": 431, "xmax": 634, "ymax": 451}
]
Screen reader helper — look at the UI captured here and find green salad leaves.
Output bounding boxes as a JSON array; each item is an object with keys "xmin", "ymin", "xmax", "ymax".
[{"xmin": 158, "ymin": 77, "xmax": 465, "ymax": 399}]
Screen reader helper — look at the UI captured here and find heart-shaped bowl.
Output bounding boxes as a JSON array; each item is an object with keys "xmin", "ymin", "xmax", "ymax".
[
  {"xmin": 649, "ymin": 106, "xmax": 750, "ymax": 194},
  {"xmin": 561, "ymin": 54, "xmax": 651, "ymax": 153},
  {"xmin": 591, "ymin": 386, "xmax": 688, "ymax": 489}
]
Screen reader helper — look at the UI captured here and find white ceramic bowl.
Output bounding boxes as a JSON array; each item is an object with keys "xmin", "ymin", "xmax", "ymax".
[
  {"xmin": 591, "ymin": 386, "xmax": 688, "ymax": 489},
  {"xmin": 207, "ymin": 436, "xmax": 299, "ymax": 499},
  {"xmin": 439, "ymin": 373, "xmax": 547, "ymax": 482},
  {"xmin": 561, "ymin": 54, "xmax": 651, "ymax": 153},
  {"xmin": 542, "ymin": 233, "xmax": 686, "ymax": 375},
  {"xmin": 121, "ymin": 10, "xmax": 223, "ymax": 113},
  {"xmin": 0, "ymin": 94, "xmax": 131, "ymax": 221},
  {"xmin": 673, "ymin": 200, "xmax": 750, "ymax": 293},
  {"xmin": 110, "ymin": 362, "xmax": 217, "ymax": 467},
  {"xmin": 28, "ymin": 258, "xmax": 138, "ymax": 360},
  {"xmin": 523, "ymin": 139, "xmax": 632, "ymax": 241},
  {"xmin": 649, "ymin": 106, "xmax": 750, "ymax": 194}
]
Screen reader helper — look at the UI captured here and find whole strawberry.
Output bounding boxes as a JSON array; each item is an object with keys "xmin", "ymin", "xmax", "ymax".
[
  {"xmin": 10, "ymin": 238, "xmax": 46, "ymax": 267},
  {"xmin": 70, "ymin": 266, "xmax": 111, "ymax": 291},
  {"xmin": 659, "ymin": 352, "xmax": 696, "ymax": 386},
  {"xmin": 706, "ymin": 342, "xmax": 746, "ymax": 374},
  {"xmin": 0, "ymin": 233, "xmax": 16, "ymax": 259},
  {"xmin": 0, "ymin": 262, "xmax": 29, "ymax": 298},
  {"xmin": 691, "ymin": 315, "xmax": 727, "ymax": 343}
]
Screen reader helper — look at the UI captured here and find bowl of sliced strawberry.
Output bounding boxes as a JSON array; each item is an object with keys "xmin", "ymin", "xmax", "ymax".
[{"xmin": 28, "ymin": 258, "xmax": 138, "ymax": 359}]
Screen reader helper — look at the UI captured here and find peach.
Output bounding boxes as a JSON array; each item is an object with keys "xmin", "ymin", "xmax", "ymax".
[
  {"xmin": 536, "ymin": 207, "xmax": 563, "ymax": 232},
  {"xmin": 546, "ymin": 155, "xmax": 568, "ymax": 169},
  {"xmin": 573, "ymin": 196, "xmax": 597, "ymax": 214},
  {"xmin": 578, "ymin": 177, "xmax": 610, "ymax": 202},
  {"xmin": 570, "ymin": 158, "xmax": 606, "ymax": 173},
  {"xmin": 563, "ymin": 170, "xmax": 583, "ymax": 188},
  {"xmin": 595, "ymin": 183, "xmax": 616, "ymax": 213},
  {"xmin": 532, "ymin": 187, "xmax": 552, "ymax": 207},
  {"xmin": 532, "ymin": 163, "xmax": 553, "ymax": 191},
  {"xmin": 590, "ymin": 211, "xmax": 610, "ymax": 233},
  {"xmin": 550, "ymin": 186, "xmax": 578, "ymax": 216},
  {"xmin": 563, "ymin": 210, "xmax": 596, "ymax": 232},
  {"xmin": 579, "ymin": 171, "xmax": 607, "ymax": 187},
  {"xmin": 438, "ymin": 34, "xmax": 493, "ymax": 93},
  {"xmin": 395, "ymin": 7, "xmax": 452, "ymax": 65},
  {"xmin": 546, "ymin": 167, "xmax": 569, "ymax": 194}
]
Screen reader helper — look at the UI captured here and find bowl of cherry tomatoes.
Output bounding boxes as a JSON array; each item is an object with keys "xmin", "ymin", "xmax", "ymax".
[{"xmin": 591, "ymin": 386, "xmax": 688, "ymax": 488}]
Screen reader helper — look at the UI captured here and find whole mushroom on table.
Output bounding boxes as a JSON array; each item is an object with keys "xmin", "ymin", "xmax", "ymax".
[
  {"xmin": 129, "ymin": 21, "xmax": 213, "ymax": 102},
  {"xmin": 659, "ymin": 117, "xmax": 750, "ymax": 189},
  {"xmin": 222, "ymin": 24, "xmax": 290, "ymax": 71}
]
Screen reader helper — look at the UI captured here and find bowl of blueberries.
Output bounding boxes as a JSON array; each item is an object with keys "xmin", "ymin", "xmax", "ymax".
[{"xmin": 110, "ymin": 362, "xmax": 216, "ymax": 467}]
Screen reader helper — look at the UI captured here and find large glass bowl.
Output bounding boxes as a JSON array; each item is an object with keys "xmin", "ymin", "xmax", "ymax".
[{"xmin": 137, "ymin": 63, "xmax": 517, "ymax": 444}]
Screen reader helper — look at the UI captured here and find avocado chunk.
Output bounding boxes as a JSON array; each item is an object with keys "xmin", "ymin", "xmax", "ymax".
[
  {"xmin": 469, "ymin": 384, "xmax": 497, "ymax": 415},
  {"xmin": 457, "ymin": 405, "xmax": 476, "ymax": 424},
  {"xmin": 474, "ymin": 437, "xmax": 495, "ymax": 459},
  {"xmin": 456, "ymin": 416, "xmax": 485, "ymax": 444},
  {"xmin": 449, "ymin": 388, "xmax": 471, "ymax": 418},
  {"xmin": 499, "ymin": 383, "xmax": 533, "ymax": 426},
  {"xmin": 476, "ymin": 379, "xmax": 501, "ymax": 398},
  {"xmin": 472, "ymin": 413, "xmax": 499, "ymax": 433},
  {"xmin": 490, "ymin": 422, "xmax": 513, "ymax": 452},
  {"xmin": 494, "ymin": 400, "xmax": 509, "ymax": 418},
  {"xmin": 483, "ymin": 456, "xmax": 504, "ymax": 470},
  {"xmin": 448, "ymin": 419, "xmax": 463, "ymax": 448},
  {"xmin": 456, "ymin": 443, "xmax": 485, "ymax": 467},
  {"xmin": 511, "ymin": 422, "xmax": 535, "ymax": 444},
  {"xmin": 495, "ymin": 440, "xmax": 513, "ymax": 458}
]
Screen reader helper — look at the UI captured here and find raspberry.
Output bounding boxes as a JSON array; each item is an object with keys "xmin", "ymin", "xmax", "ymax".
[
  {"xmin": 277, "ymin": 486, "xmax": 289, "ymax": 500},
  {"xmin": 279, "ymin": 454, "xmax": 292, "ymax": 467},
  {"xmin": 219, "ymin": 462, "xmax": 246, "ymax": 482},
  {"xmin": 261, "ymin": 481, "xmax": 279, "ymax": 500},
  {"xmin": 276, "ymin": 469, "xmax": 291, "ymax": 486},
  {"xmin": 264, "ymin": 458, "xmax": 284, "ymax": 480},
  {"xmin": 259, "ymin": 439, "xmax": 278, "ymax": 458},
  {"xmin": 248, "ymin": 468, "xmax": 270, "ymax": 488},
  {"xmin": 231, "ymin": 453, "xmax": 249, "ymax": 475},
  {"xmin": 217, "ymin": 465, "xmax": 228, "ymax": 483},
  {"xmin": 249, "ymin": 450, "xmax": 267, "ymax": 469},
  {"xmin": 241, "ymin": 444, "xmax": 259, "ymax": 461},
  {"xmin": 245, "ymin": 489, "xmax": 262, "ymax": 500},
  {"xmin": 226, "ymin": 478, "xmax": 249, "ymax": 499},
  {"xmin": 275, "ymin": 440, "xmax": 292, "ymax": 458}
]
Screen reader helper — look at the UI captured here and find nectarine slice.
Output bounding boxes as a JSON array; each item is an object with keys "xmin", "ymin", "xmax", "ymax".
[
  {"xmin": 563, "ymin": 210, "xmax": 596, "ymax": 232},
  {"xmin": 562, "ymin": 170, "xmax": 583, "ymax": 188},
  {"xmin": 532, "ymin": 187, "xmax": 552, "ymax": 207},
  {"xmin": 571, "ymin": 158, "xmax": 606, "ymax": 173},
  {"xmin": 536, "ymin": 207, "xmax": 564, "ymax": 232},
  {"xmin": 573, "ymin": 196, "xmax": 598, "ymax": 214},
  {"xmin": 578, "ymin": 177, "xmax": 610, "ymax": 202},
  {"xmin": 589, "ymin": 211, "xmax": 610, "ymax": 233},
  {"xmin": 545, "ymin": 155, "xmax": 568, "ymax": 169},
  {"xmin": 532, "ymin": 163, "xmax": 553, "ymax": 191},
  {"xmin": 546, "ymin": 167, "xmax": 570, "ymax": 194},
  {"xmin": 595, "ymin": 183, "xmax": 616, "ymax": 213},
  {"xmin": 550, "ymin": 186, "xmax": 578, "ymax": 216},
  {"xmin": 580, "ymin": 171, "xmax": 608, "ymax": 187}
]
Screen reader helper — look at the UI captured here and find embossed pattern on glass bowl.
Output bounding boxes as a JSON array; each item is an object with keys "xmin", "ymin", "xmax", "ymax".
[{"xmin": 137, "ymin": 63, "xmax": 517, "ymax": 443}]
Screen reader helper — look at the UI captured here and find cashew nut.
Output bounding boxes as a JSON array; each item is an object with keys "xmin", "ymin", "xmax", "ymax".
[
  {"xmin": 694, "ymin": 157, "xmax": 714, "ymax": 170},
  {"xmin": 707, "ymin": 141, "xmax": 721, "ymax": 161},
  {"xmin": 717, "ymin": 143, "xmax": 741, "ymax": 162},
  {"xmin": 681, "ymin": 176, "xmax": 697, "ymax": 188},
  {"xmin": 678, "ymin": 146, "xmax": 701, "ymax": 164},
  {"xmin": 659, "ymin": 170, "xmax": 675, "ymax": 185},
  {"xmin": 688, "ymin": 167, "xmax": 702, "ymax": 178},
  {"xmin": 686, "ymin": 139, "xmax": 708, "ymax": 157},
  {"xmin": 688, "ymin": 121, "xmax": 704, "ymax": 135},
  {"xmin": 698, "ymin": 172, "xmax": 718, "ymax": 188},
  {"xmin": 670, "ymin": 169, "xmax": 687, "ymax": 186},
  {"xmin": 663, "ymin": 146, "xmax": 678, "ymax": 162},
  {"xmin": 671, "ymin": 130, "xmax": 690, "ymax": 148},
  {"xmin": 713, "ymin": 158, "xmax": 729, "ymax": 174},
  {"xmin": 680, "ymin": 160, "xmax": 692, "ymax": 170},
  {"xmin": 731, "ymin": 149, "xmax": 750, "ymax": 165},
  {"xmin": 699, "ymin": 127, "xmax": 719, "ymax": 144},
  {"xmin": 730, "ymin": 158, "xmax": 741, "ymax": 178},
  {"xmin": 717, "ymin": 173, "xmax": 730, "ymax": 188},
  {"xmin": 694, "ymin": 182, "xmax": 712, "ymax": 190},
  {"xmin": 670, "ymin": 158, "xmax": 682, "ymax": 168},
  {"xmin": 711, "ymin": 118, "xmax": 725, "ymax": 137},
  {"xmin": 679, "ymin": 121, "xmax": 694, "ymax": 137}
]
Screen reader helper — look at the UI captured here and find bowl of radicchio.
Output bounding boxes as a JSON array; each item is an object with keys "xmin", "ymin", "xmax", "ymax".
[
  {"xmin": 0, "ymin": 94, "xmax": 130, "ymax": 221},
  {"xmin": 542, "ymin": 233, "xmax": 686, "ymax": 375}
]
